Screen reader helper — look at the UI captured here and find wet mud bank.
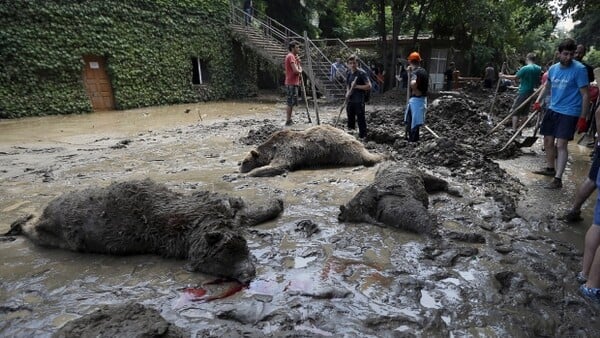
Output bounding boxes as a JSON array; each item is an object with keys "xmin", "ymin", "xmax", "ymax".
[{"xmin": 1, "ymin": 93, "xmax": 600, "ymax": 336}]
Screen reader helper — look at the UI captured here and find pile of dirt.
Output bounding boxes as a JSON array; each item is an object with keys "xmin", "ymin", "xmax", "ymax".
[
  {"xmin": 238, "ymin": 122, "xmax": 281, "ymax": 145},
  {"xmin": 54, "ymin": 303, "xmax": 187, "ymax": 338},
  {"xmin": 366, "ymin": 89, "xmax": 524, "ymax": 219},
  {"xmin": 239, "ymin": 86, "xmax": 530, "ymax": 221}
]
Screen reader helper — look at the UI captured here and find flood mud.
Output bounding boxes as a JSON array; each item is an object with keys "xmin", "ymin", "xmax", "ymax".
[{"xmin": 1, "ymin": 91, "xmax": 600, "ymax": 336}]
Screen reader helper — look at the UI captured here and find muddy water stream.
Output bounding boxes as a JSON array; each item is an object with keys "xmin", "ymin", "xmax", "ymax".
[{"xmin": 1, "ymin": 99, "xmax": 598, "ymax": 336}]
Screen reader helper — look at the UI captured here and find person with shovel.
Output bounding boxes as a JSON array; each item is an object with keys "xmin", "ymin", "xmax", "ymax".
[
  {"xmin": 500, "ymin": 53, "xmax": 542, "ymax": 132},
  {"xmin": 345, "ymin": 54, "xmax": 371, "ymax": 139},
  {"xmin": 404, "ymin": 52, "xmax": 428, "ymax": 142},
  {"xmin": 284, "ymin": 41, "xmax": 302, "ymax": 126},
  {"xmin": 532, "ymin": 38, "xmax": 590, "ymax": 189}
]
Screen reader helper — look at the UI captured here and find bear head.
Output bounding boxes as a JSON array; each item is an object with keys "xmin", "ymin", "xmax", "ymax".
[
  {"xmin": 240, "ymin": 149, "xmax": 271, "ymax": 173},
  {"xmin": 188, "ymin": 228, "xmax": 256, "ymax": 284}
]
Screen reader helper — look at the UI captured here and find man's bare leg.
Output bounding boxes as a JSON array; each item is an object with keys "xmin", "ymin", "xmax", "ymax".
[{"xmin": 583, "ymin": 225, "xmax": 600, "ymax": 279}]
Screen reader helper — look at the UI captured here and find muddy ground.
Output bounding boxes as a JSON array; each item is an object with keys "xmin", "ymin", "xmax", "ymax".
[{"xmin": 1, "ymin": 87, "xmax": 600, "ymax": 337}]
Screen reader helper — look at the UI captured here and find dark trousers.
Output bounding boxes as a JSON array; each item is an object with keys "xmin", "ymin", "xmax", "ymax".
[
  {"xmin": 244, "ymin": 8, "xmax": 252, "ymax": 25},
  {"xmin": 445, "ymin": 80, "xmax": 452, "ymax": 91},
  {"xmin": 347, "ymin": 102, "xmax": 367, "ymax": 138},
  {"xmin": 405, "ymin": 108, "xmax": 420, "ymax": 142}
]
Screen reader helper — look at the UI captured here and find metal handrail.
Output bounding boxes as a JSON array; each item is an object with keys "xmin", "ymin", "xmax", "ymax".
[
  {"xmin": 230, "ymin": 2, "xmax": 348, "ymax": 99},
  {"xmin": 312, "ymin": 38, "xmax": 379, "ymax": 92},
  {"xmin": 230, "ymin": 3, "xmax": 301, "ymax": 49}
]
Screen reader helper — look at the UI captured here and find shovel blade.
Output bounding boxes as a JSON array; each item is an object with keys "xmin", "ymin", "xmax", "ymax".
[{"xmin": 518, "ymin": 136, "xmax": 538, "ymax": 148}]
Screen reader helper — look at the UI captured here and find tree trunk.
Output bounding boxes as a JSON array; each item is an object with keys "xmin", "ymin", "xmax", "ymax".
[
  {"xmin": 390, "ymin": 0, "xmax": 410, "ymax": 90},
  {"xmin": 377, "ymin": 0, "xmax": 387, "ymax": 92}
]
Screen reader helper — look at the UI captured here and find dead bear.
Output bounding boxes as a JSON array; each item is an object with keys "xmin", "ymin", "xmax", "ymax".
[
  {"xmin": 239, "ymin": 125, "xmax": 385, "ymax": 177},
  {"xmin": 338, "ymin": 162, "xmax": 450, "ymax": 235},
  {"xmin": 5, "ymin": 179, "xmax": 284, "ymax": 283}
]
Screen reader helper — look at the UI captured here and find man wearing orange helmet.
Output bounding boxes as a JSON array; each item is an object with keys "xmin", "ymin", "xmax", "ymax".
[{"xmin": 404, "ymin": 52, "xmax": 428, "ymax": 142}]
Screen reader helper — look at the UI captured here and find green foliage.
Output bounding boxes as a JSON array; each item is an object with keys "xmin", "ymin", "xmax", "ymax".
[
  {"xmin": 255, "ymin": 0, "xmax": 319, "ymax": 38},
  {"xmin": 0, "ymin": 0, "xmax": 258, "ymax": 118},
  {"xmin": 584, "ymin": 49, "xmax": 600, "ymax": 69},
  {"xmin": 571, "ymin": 12, "xmax": 600, "ymax": 49},
  {"xmin": 429, "ymin": 0, "xmax": 555, "ymax": 76},
  {"xmin": 313, "ymin": 0, "xmax": 347, "ymax": 39},
  {"xmin": 343, "ymin": 11, "xmax": 379, "ymax": 38}
]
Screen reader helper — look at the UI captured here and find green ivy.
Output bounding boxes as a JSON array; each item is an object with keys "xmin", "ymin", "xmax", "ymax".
[{"xmin": 0, "ymin": 0, "xmax": 259, "ymax": 118}]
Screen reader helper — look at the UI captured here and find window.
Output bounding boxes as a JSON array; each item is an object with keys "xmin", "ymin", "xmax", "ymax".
[
  {"xmin": 191, "ymin": 57, "xmax": 210, "ymax": 85},
  {"xmin": 429, "ymin": 48, "xmax": 448, "ymax": 91}
]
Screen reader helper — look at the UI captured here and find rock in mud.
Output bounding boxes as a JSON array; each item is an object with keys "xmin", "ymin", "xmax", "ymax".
[
  {"xmin": 239, "ymin": 125, "xmax": 385, "ymax": 177},
  {"xmin": 53, "ymin": 302, "xmax": 187, "ymax": 338},
  {"xmin": 294, "ymin": 219, "xmax": 320, "ymax": 237},
  {"xmin": 6, "ymin": 179, "xmax": 283, "ymax": 283},
  {"xmin": 338, "ymin": 162, "xmax": 449, "ymax": 235}
]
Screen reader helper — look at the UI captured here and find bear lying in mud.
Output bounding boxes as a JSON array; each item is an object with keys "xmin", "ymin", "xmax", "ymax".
[
  {"xmin": 240, "ymin": 125, "xmax": 385, "ymax": 177},
  {"xmin": 5, "ymin": 179, "xmax": 283, "ymax": 283},
  {"xmin": 338, "ymin": 162, "xmax": 450, "ymax": 235}
]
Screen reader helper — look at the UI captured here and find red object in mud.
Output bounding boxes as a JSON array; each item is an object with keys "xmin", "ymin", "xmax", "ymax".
[
  {"xmin": 577, "ymin": 117, "xmax": 588, "ymax": 133},
  {"xmin": 204, "ymin": 282, "xmax": 245, "ymax": 301},
  {"xmin": 182, "ymin": 287, "xmax": 207, "ymax": 298},
  {"xmin": 182, "ymin": 280, "xmax": 246, "ymax": 303}
]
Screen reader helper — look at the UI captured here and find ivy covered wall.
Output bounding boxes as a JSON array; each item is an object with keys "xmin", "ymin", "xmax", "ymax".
[{"xmin": 0, "ymin": 0, "xmax": 258, "ymax": 118}]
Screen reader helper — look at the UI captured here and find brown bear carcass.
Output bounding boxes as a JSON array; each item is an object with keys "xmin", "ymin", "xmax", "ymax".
[
  {"xmin": 338, "ymin": 162, "xmax": 450, "ymax": 235},
  {"xmin": 5, "ymin": 179, "xmax": 283, "ymax": 283},
  {"xmin": 240, "ymin": 125, "xmax": 384, "ymax": 177}
]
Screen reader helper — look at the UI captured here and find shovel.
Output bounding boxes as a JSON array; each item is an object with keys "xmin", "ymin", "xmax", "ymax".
[
  {"xmin": 334, "ymin": 78, "xmax": 357, "ymax": 128},
  {"xmin": 488, "ymin": 85, "xmax": 545, "ymax": 135},
  {"xmin": 488, "ymin": 62, "xmax": 507, "ymax": 120},
  {"xmin": 517, "ymin": 108, "xmax": 541, "ymax": 148},
  {"xmin": 299, "ymin": 73, "xmax": 312, "ymax": 123},
  {"xmin": 498, "ymin": 109, "xmax": 539, "ymax": 152}
]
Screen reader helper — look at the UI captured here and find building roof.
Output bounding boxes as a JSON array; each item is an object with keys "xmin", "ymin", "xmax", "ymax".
[{"xmin": 346, "ymin": 34, "xmax": 435, "ymax": 44}]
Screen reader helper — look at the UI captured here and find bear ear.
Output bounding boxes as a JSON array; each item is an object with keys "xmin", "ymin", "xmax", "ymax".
[
  {"xmin": 250, "ymin": 150, "xmax": 259, "ymax": 158},
  {"xmin": 205, "ymin": 232, "xmax": 223, "ymax": 246}
]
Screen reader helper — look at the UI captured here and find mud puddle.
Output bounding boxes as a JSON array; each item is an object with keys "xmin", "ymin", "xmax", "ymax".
[{"xmin": 1, "ymin": 92, "xmax": 600, "ymax": 337}]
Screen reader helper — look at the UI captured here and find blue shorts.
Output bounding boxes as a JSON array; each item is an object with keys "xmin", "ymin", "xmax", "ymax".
[
  {"xmin": 539, "ymin": 109, "xmax": 578, "ymax": 141},
  {"xmin": 589, "ymin": 145, "xmax": 600, "ymax": 181},
  {"xmin": 286, "ymin": 85, "xmax": 298, "ymax": 107}
]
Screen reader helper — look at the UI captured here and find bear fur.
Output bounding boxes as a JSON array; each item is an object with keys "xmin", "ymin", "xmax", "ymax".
[
  {"xmin": 338, "ymin": 162, "xmax": 449, "ymax": 235},
  {"xmin": 240, "ymin": 125, "xmax": 384, "ymax": 177},
  {"xmin": 5, "ymin": 179, "xmax": 283, "ymax": 283}
]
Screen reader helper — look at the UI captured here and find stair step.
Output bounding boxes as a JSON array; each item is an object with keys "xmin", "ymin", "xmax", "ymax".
[{"xmin": 229, "ymin": 19, "xmax": 348, "ymax": 101}]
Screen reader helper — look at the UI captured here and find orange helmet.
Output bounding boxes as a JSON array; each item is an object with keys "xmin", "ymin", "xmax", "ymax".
[{"xmin": 407, "ymin": 52, "xmax": 422, "ymax": 62}]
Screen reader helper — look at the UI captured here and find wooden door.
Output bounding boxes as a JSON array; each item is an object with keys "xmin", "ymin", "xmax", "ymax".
[{"xmin": 82, "ymin": 55, "xmax": 115, "ymax": 111}]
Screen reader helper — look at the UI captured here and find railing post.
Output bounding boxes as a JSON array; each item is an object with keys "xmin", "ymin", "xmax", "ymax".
[{"xmin": 304, "ymin": 31, "xmax": 320, "ymax": 125}]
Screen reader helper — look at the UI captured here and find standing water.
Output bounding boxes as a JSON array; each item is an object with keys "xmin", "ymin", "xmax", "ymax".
[{"xmin": 1, "ymin": 98, "xmax": 599, "ymax": 336}]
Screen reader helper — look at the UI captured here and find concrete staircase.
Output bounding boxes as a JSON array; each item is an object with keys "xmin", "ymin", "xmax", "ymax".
[{"xmin": 229, "ymin": 4, "xmax": 347, "ymax": 101}]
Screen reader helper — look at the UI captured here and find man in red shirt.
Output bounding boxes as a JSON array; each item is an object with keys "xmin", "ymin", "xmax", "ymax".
[{"xmin": 284, "ymin": 41, "xmax": 302, "ymax": 126}]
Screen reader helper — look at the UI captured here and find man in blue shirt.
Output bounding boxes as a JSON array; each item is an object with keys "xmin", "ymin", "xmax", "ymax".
[{"xmin": 533, "ymin": 38, "xmax": 590, "ymax": 189}]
